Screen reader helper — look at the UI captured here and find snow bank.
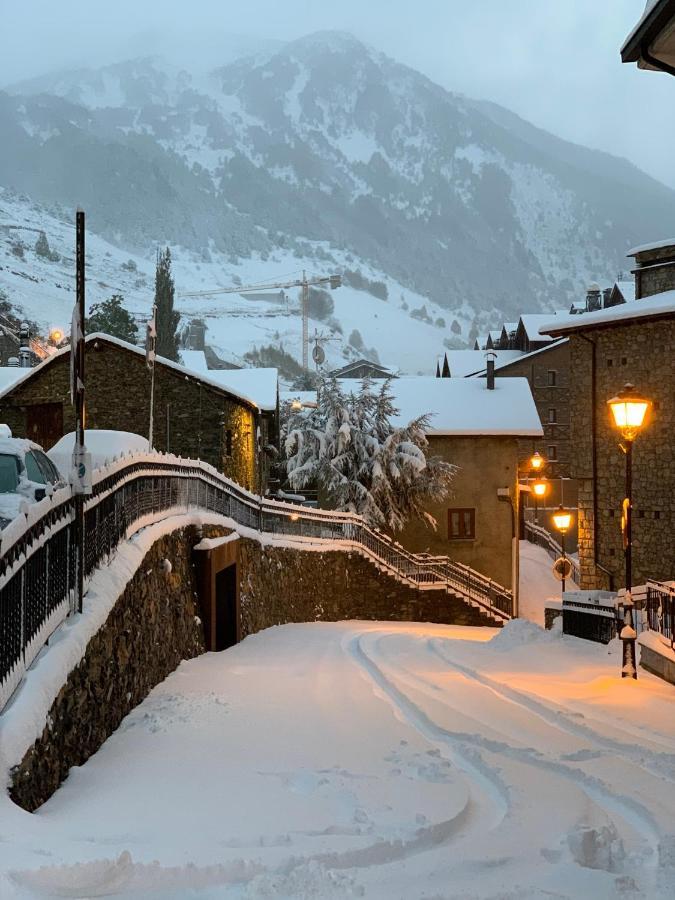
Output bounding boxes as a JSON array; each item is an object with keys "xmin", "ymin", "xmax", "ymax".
[{"xmin": 48, "ymin": 430, "xmax": 150, "ymax": 472}]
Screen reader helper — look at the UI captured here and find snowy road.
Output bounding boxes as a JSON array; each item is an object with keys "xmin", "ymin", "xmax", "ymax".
[{"xmin": 4, "ymin": 620, "xmax": 675, "ymax": 898}]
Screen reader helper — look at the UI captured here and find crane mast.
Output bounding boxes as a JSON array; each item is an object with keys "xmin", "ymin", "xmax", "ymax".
[{"xmin": 178, "ymin": 271, "xmax": 342, "ymax": 370}]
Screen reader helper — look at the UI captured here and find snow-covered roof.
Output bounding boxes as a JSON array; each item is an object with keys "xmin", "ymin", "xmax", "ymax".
[
  {"xmin": 501, "ymin": 322, "xmax": 518, "ymax": 333},
  {"xmin": 539, "ymin": 290, "xmax": 675, "ymax": 336},
  {"xmin": 518, "ymin": 315, "xmax": 556, "ymax": 341},
  {"xmin": 487, "ymin": 330, "xmax": 502, "ymax": 342},
  {"xmin": 179, "ymin": 350, "xmax": 209, "ymax": 374},
  {"xmin": 622, "ymin": 0, "xmax": 674, "ymax": 59},
  {"xmin": 627, "ymin": 237, "xmax": 675, "ymax": 256},
  {"xmin": 468, "ymin": 339, "xmax": 568, "ymax": 376},
  {"xmin": 615, "ymin": 281, "xmax": 636, "ymax": 302},
  {"xmin": 0, "ymin": 367, "xmax": 27, "ymax": 394},
  {"xmin": 388, "ymin": 377, "xmax": 542, "ymax": 437},
  {"xmin": 205, "ymin": 368, "xmax": 278, "ymax": 412},
  {"xmin": 444, "ymin": 349, "xmax": 523, "ymax": 378},
  {"xmin": 0, "ymin": 334, "xmax": 278, "ymax": 412}
]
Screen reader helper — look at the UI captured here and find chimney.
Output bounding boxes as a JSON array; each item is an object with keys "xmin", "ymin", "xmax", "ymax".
[
  {"xmin": 586, "ymin": 282, "xmax": 601, "ymax": 312},
  {"xmin": 485, "ymin": 351, "xmax": 496, "ymax": 390}
]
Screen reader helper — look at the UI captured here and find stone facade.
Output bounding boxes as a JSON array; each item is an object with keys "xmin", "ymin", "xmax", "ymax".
[
  {"xmin": 9, "ymin": 526, "xmax": 206, "ymax": 812},
  {"xmin": 0, "ymin": 337, "xmax": 270, "ymax": 491},
  {"xmin": 493, "ymin": 339, "xmax": 572, "ymax": 480},
  {"xmin": 567, "ymin": 317, "xmax": 675, "ymax": 589},
  {"xmin": 397, "ymin": 435, "xmax": 520, "ymax": 590},
  {"xmin": 631, "ymin": 243, "xmax": 675, "ymax": 299}
]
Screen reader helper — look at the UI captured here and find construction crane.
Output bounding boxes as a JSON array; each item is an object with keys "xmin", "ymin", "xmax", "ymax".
[{"xmin": 178, "ymin": 270, "xmax": 342, "ymax": 370}]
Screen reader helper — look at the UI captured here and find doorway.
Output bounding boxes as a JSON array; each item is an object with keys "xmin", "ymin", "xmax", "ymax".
[
  {"xmin": 214, "ymin": 564, "xmax": 238, "ymax": 650},
  {"xmin": 26, "ymin": 403, "xmax": 63, "ymax": 449}
]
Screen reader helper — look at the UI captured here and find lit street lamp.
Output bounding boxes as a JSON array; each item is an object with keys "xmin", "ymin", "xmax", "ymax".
[
  {"xmin": 552, "ymin": 504, "xmax": 572, "ymax": 596},
  {"xmin": 530, "ymin": 451, "xmax": 544, "ymax": 472},
  {"xmin": 531, "ymin": 476, "xmax": 548, "ymax": 525},
  {"xmin": 607, "ymin": 383, "xmax": 652, "ymax": 680}
]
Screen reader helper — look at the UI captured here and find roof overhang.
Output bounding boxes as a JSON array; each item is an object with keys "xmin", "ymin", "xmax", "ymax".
[{"xmin": 621, "ymin": 0, "xmax": 675, "ymax": 75}]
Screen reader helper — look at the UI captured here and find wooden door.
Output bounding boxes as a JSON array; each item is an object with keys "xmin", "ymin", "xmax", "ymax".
[
  {"xmin": 214, "ymin": 564, "xmax": 238, "ymax": 651},
  {"xmin": 25, "ymin": 403, "xmax": 64, "ymax": 449}
]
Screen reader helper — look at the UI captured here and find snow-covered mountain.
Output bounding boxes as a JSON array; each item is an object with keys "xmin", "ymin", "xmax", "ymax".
[
  {"xmin": 1, "ymin": 30, "xmax": 674, "ymax": 363},
  {"xmin": 0, "ymin": 187, "xmax": 461, "ymax": 376}
]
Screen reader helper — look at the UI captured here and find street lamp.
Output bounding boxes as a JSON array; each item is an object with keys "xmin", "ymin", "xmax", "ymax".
[
  {"xmin": 552, "ymin": 504, "xmax": 572, "ymax": 596},
  {"xmin": 607, "ymin": 383, "xmax": 652, "ymax": 680},
  {"xmin": 530, "ymin": 451, "xmax": 544, "ymax": 472},
  {"xmin": 531, "ymin": 476, "xmax": 548, "ymax": 525}
]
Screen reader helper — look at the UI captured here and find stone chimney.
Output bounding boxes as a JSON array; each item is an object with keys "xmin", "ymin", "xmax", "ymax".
[
  {"xmin": 629, "ymin": 240, "xmax": 675, "ymax": 299},
  {"xmin": 486, "ymin": 352, "xmax": 496, "ymax": 390},
  {"xmin": 586, "ymin": 283, "xmax": 601, "ymax": 312}
]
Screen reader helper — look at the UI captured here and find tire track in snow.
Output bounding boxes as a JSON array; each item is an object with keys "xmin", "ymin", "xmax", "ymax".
[
  {"xmin": 429, "ymin": 637, "xmax": 675, "ymax": 784},
  {"xmin": 346, "ymin": 632, "xmax": 510, "ymax": 833},
  {"xmin": 352, "ymin": 629, "xmax": 662, "ymax": 872}
]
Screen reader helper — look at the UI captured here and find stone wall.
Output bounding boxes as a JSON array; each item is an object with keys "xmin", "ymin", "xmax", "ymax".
[
  {"xmin": 9, "ymin": 525, "xmax": 207, "ymax": 812},
  {"xmin": 633, "ymin": 245, "xmax": 675, "ymax": 299},
  {"xmin": 569, "ymin": 318, "xmax": 675, "ymax": 588},
  {"xmin": 0, "ymin": 338, "xmax": 263, "ymax": 491},
  {"xmin": 236, "ymin": 537, "xmax": 496, "ymax": 636}
]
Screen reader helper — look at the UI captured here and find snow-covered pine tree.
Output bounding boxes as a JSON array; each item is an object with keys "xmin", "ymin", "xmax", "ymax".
[
  {"xmin": 285, "ymin": 375, "xmax": 455, "ymax": 531},
  {"xmin": 154, "ymin": 247, "xmax": 180, "ymax": 361}
]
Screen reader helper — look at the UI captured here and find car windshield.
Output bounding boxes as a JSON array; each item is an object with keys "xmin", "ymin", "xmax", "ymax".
[
  {"xmin": 0, "ymin": 454, "xmax": 20, "ymax": 493},
  {"xmin": 24, "ymin": 451, "xmax": 47, "ymax": 484}
]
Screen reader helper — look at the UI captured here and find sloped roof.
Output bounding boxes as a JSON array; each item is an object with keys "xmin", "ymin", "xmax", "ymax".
[
  {"xmin": 627, "ymin": 237, "xmax": 675, "ymax": 256},
  {"xmin": 519, "ymin": 315, "xmax": 556, "ymax": 342},
  {"xmin": 388, "ymin": 377, "xmax": 542, "ymax": 436},
  {"xmin": 445, "ymin": 349, "xmax": 524, "ymax": 378},
  {"xmin": 0, "ymin": 334, "xmax": 278, "ymax": 412},
  {"xmin": 539, "ymin": 290, "xmax": 675, "ymax": 336},
  {"xmin": 614, "ymin": 281, "xmax": 636, "ymax": 303}
]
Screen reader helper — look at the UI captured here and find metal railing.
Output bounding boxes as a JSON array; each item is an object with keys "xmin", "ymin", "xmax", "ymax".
[
  {"xmin": 0, "ymin": 452, "xmax": 512, "ymax": 711},
  {"xmin": 524, "ymin": 521, "xmax": 580, "ymax": 585},
  {"xmin": 643, "ymin": 580, "xmax": 675, "ymax": 650}
]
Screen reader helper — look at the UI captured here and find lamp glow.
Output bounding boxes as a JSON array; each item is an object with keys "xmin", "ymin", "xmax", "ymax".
[
  {"xmin": 530, "ymin": 451, "xmax": 544, "ymax": 471},
  {"xmin": 290, "ymin": 399, "xmax": 303, "ymax": 411},
  {"xmin": 552, "ymin": 505, "xmax": 572, "ymax": 534},
  {"xmin": 607, "ymin": 383, "xmax": 651, "ymax": 442},
  {"xmin": 532, "ymin": 478, "xmax": 548, "ymax": 498}
]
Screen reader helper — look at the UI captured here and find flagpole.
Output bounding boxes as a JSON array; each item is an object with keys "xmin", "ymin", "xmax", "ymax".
[
  {"xmin": 146, "ymin": 304, "xmax": 157, "ymax": 449},
  {"xmin": 74, "ymin": 209, "xmax": 86, "ymax": 615}
]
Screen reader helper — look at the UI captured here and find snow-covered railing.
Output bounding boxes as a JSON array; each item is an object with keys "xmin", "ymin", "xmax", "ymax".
[
  {"xmin": 524, "ymin": 521, "xmax": 580, "ymax": 585},
  {"xmin": 643, "ymin": 580, "xmax": 675, "ymax": 649},
  {"xmin": 0, "ymin": 451, "xmax": 512, "ymax": 712}
]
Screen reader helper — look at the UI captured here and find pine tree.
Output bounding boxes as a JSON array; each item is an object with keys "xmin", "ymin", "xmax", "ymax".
[
  {"xmin": 285, "ymin": 375, "xmax": 455, "ymax": 531},
  {"xmin": 154, "ymin": 247, "xmax": 179, "ymax": 361},
  {"xmin": 435, "ymin": 360, "xmax": 441, "ymax": 378},
  {"xmin": 441, "ymin": 353, "xmax": 450, "ymax": 377},
  {"xmin": 86, "ymin": 294, "xmax": 138, "ymax": 343},
  {"xmin": 35, "ymin": 231, "xmax": 51, "ymax": 259}
]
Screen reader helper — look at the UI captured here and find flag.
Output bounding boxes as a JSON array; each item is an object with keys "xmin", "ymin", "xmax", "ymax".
[{"xmin": 146, "ymin": 305, "xmax": 157, "ymax": 370}]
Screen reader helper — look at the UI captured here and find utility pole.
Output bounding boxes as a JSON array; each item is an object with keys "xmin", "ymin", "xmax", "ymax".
[
  {"xmin": 302, "ymin": 271, "xmax": 309, "ymax": 371},
  {"xmin": 71, "ymin": 209, "xmax": 91, "ymax": 615}
]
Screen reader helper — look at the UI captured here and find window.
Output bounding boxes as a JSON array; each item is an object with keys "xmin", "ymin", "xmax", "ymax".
[
  {"xmin": 547, "ymin": 370, "xmax": 557, "ymax": 386},
  {"xmin": 24, "ymin": 451, "xmax": 46, "ymax": 484},
  {"xmin": 547, "ymin": 445, "xmax": 557, "ymax": 460},
  {"xmin": 548, "ymin": 408, "xmax": 557, "ymax": 423},
  {"xmin": 655, "ymin": 510, "xmax": 661, "ymax": 520},
  {"xmin": 607, "ymin": 358, "xmax": 613, "ymax": 367},
  {"xmin": 225, "ymin": 429, "xmax": 233, "ymax": 457},
  {"xmin": 621, "ymin": 356, "xmax": 627, "ymax": 365},
  {"xmin": 33, "ymin": 450, "xmax": 61, "ymax": 485},
  {"xmin": 448, "ymin": 508, "xmax": 475, "ymax": 540},
  {"xmin": 0, "ymin": 454, "xmax": 20, "ymax": 493}
]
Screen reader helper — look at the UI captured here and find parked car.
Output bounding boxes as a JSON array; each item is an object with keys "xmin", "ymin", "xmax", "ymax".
[
  {"xmin": 48, "ymin": 429, "xmax": 149, "ymax": 473},
  {"xmin": 0, "ymin": 426, "xmax": 66, "ymax": 529}
]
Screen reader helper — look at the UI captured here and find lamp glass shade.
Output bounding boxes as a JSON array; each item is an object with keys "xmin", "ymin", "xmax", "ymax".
[
  {"xmin": 530, "ymin": 452, "xmax": 544, "ymax": 471},
  {"xmin": 607, "ymin": 385, "xmax": 651, "ymax": 439},
  {"xmin": 552, "ymin": 507, "xmax": 572, "ymax": 532},
  {"xmin": 290, "ymin": 399, "xmax": 302, "ymax": 411},
  {"xmin": 532, "ymin": 479, "xmax": 548, "ymax": 498}
]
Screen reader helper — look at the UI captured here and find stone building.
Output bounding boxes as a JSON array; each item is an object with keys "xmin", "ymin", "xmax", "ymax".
[
  {"xmin": 389, "ymin": 375, "xmax": 542, "ymax": 597},
  {"xmin": 629, "ymin": 239, "xmax": 675, "ymax": 298},
  {"xmin": 542, "ymin": 289, "xmax": 675, "ymax": 589},
  {"xmin": 0, "ymin": 333, "xmax": 279, "ymax": 492}
]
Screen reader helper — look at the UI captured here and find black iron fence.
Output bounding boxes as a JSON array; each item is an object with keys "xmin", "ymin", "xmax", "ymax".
[
  {"xmin": 0, "ymin": 454, "xmax": 512, "ymax": 711},
  {"xmin": 644, "ymin": 580, "xmax": 675, "ymax": 650}
]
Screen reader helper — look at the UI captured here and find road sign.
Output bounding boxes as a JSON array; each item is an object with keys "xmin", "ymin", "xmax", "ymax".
[
  {"xmin": 552, "ymin": 556, "xmax": 572, "ymax": 581},
  {"xmin": 312, "ymin": 344, "xmax": 326, "ymax": 365}
]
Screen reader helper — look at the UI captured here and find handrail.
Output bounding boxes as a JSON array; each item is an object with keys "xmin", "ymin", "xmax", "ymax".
[
  {"xmin": 524, "ymin": 521, "xmax": 580, "ymax": 586},
  {"xmin": 0, "ymin": 451, "xmax": 512, "ymax": 711}
]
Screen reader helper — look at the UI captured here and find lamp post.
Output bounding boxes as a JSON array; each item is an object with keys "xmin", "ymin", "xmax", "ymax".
[
  {"xmin": 529, "ymin": 452, "xmax": 545, "ymax": 524},
  {"xmin": 607, "ymin": 383, "xmax": 651, "ymax": 680},
  {"xmin": 552, "ymin": 505, "xmax": 572, "ymax": 596}
]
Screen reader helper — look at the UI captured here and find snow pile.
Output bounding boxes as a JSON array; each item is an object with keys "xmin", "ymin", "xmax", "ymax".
[{"xmin": 48, "ymin": 430, "xmax": 150, "ymax": 473}]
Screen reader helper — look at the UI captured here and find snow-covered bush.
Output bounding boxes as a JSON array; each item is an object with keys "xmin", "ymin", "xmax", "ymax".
[{"xmin": 285, "ymin": 376, "xmax": 456, "ymax": 531}]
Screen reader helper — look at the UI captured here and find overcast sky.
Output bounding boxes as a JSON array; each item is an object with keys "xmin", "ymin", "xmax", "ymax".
[{"xmin": 2, "ymin": 0, "xmax": 673, "ymax": 188}]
